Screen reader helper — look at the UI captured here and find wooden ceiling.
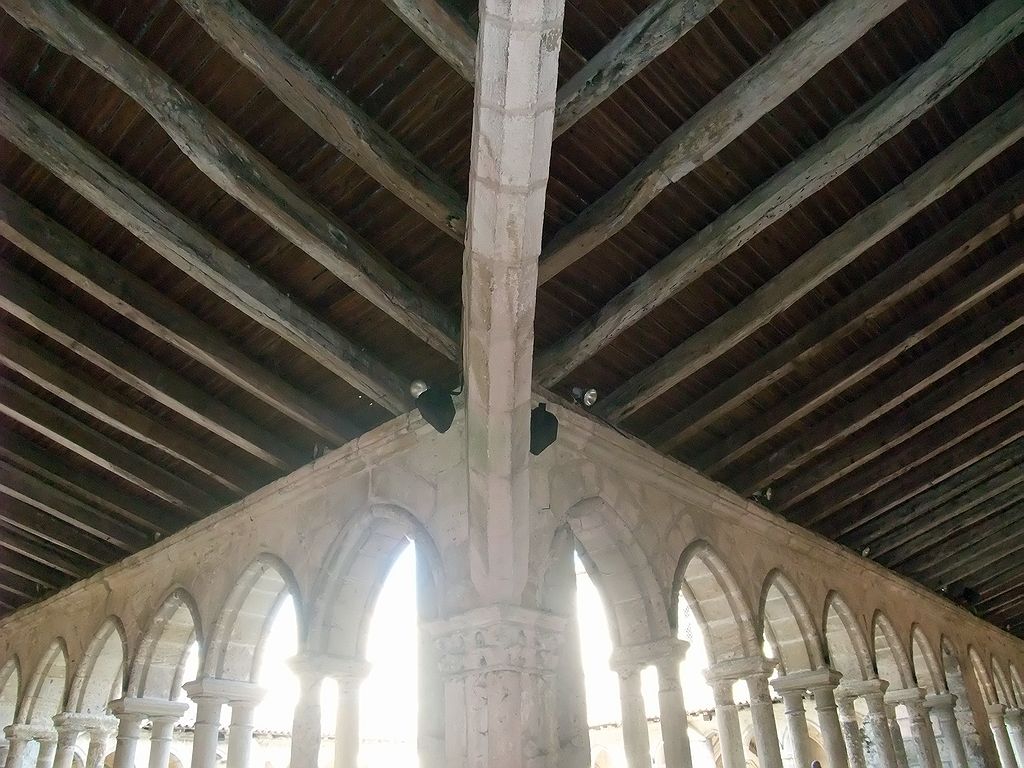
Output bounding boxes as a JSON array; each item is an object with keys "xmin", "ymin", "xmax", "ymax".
[{"xmin": 0, "ymin": 0, "xmax": 1021, "ymax": 634}]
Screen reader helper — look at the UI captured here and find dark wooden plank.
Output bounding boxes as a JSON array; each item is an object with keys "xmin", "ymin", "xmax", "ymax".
[
  {"xmin": 645, "ymin": 175, "xmax": 1024, "ymax": 453},
  {"xmin": 378, "ymin": 0, "xmax": 476, "ymax": 81},
  {"xmin": 0, "ymin": 545, "xmax": 69, "ymax": 590},
  {"xmin": 0, "ymin": 493, "xmax": 123, "ymax": 565},
  {"xmin": 597, "ymin": 94, "xmax": 1024, "ymax": 423},
  {"xmin": 0, "ymin": 524, "xmax": 90, "ymax": 579}
]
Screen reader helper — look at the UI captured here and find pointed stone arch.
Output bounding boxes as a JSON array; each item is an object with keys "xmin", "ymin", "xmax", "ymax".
[
  {"xmin": 673, "ymin": 541, "xmax": 759, "ymax": 665},
  {"xmin": 967, "ymin": 646, "xmax": 996, "ymax": 706},
  {"xmin": 823, "ymin": 592, "xmax": 872, "ymax": 681},
  {"xmin": 758, "ymin": 569, "xmax": 825, "ymax": 674},
  {"xmin": 1010, "ymin": 663, "xmax": 1024, "ymax": 708},
  {"xmin": 307, "ymin": 504, "xmax": 444, "ymax": 659},
  {"xmin": 991, "ymin": 657, "xmax": 1017, "ymax": 708},
  {"xmin": 204, "ymin": 554, "xmax": 302, "ymax": 682},
  {"xmin": 68, "ymin": 618, "xmax": 126, "ymax": 714},
  {"xmin": 910, "ymin": 626, "xmax": 946, "ymax": 695},
  {"xmin": 872, "ymin": 611, "xmax": 915, "ymax": 689},
  {"xmin": 127, "ymin": 588, "xmax": 202, "ymax": 701},
  {"xmin": 0, "ymin": 658, "xmax": 20, "ymax": 729},
  {"xmin": 19, "ymin": 640, "xmax": 68, "ymax": 726},
  {"xmin": 560, "ymin": 496, "xmax": 671, "ymax": 648},
  {"xmin": 941, "ymin": 638, "xmax": 987, "ymax": 765}
]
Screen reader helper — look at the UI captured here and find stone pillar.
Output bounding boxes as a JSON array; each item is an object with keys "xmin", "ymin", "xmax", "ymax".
[
  {"xmin": 610, "ymin": 660, "xmax": 651, "ymax": 768},
  {"xmin": 746, "ymin": 670, "xmax": 785, "ymax": 768},
  {"xmin": 147, "ymin": 716, "xmax": 178, "ymax": 768},
  {"xmin": 431, "ymin": 606, "xmax": 564, "ymax": 768},
  {"xmin": 3, "ymin": 727, "xmax": 34, "ymax": 768},
  {"xmin": 836, "ymin": 693, "xmax": 866, "ymax": 768},
  {"xmin": 709, "ymin": 679, "xmax": 746, "ymax": 768},
  {"xmin": 33, "ymin": 736, "xmax": 56, "ymax": 768},
  {"xmin": 854, "ymin": 681, "xmax": 899, "ymax": 768},
  {"xmin": 925, "ymin": 693, "xmax": 968, "ymax": 768},
  {"xmin": 776, "ymin": 689, "xmax": 813, "ymax": 768},
  {"xmin": 654, "ymin": 648, "xmax": 694, "ymax": 768},
  {"xmin": 807, "ymin": 671, "xmax": 850, "ymax": 768},
  {"xmin": 108, "ymin": 705, "xmax": 146, "ymax": 768},
  {"xmin": 417, "ymin": 553, "xmax": 446, "ymax": 768},
  {"xmin": 182, "ymin": 681, "xmax": 228, "ymax": 768},
  {"xmin": 289, "ymin": 658, "xmax": 324, "ymax": 768},
  {"xmin": 0, "ymin": 739, "xmax": 9, "ymax": 768},
  {"xmin": 51, "ymin": 717, "xmax": 82, "ymax": 768},
  {"xmin": 1006, "ymin": 709, "xmax": 1024, "ymax": 768},
  {"xmin": 887, "ymin": 689, "xmax": 941, "ymax": 768},
  {"xmin": 84, "ymin": 725, "xmax": 114, "ymax": 768},
  {"xmin": 988, "ymin": 704, "xmax": 1020, "ymax": 768},
  {"xmin": 883, "ymin": 703, "xmax": 910, "ymax": 768},
  {"xmin": 332, "ymin": 662, "xmax": 369, "ymax": 768}
]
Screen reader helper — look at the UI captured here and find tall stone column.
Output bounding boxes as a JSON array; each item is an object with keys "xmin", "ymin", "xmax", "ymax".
[
  {"xmin": 924, "ymin": 693, "xmax": 968, "ymax": 768},
  {"xmin": 883, "ymin": 703, "xmax": 910, "ymax": 768},
  {"xmin": 0, "ymin": 738, "xmax": 9, "ymax": 768},
  {"xmin": 775, "ymin": 688, "xmax": 813, "ymax": 768},
  {"xmin": 807, "ymin": 671, "xmax": 850, "ymax": 768},
  {"xmin": 108, "ymin": 704, "xmax": 146, "ymax": 768},
  {"xmin": 33, "ymin": 735, "xmax": 56, "ymax": 768},
  {"xmin": 836, "ymin": 693, "xmax": 866, "ymax": 768},
  {"xmin": 855, "ymin": 682, "xmax": 899, "ymax": 768},
  {"xmin": 288, "ymin": 658, "xmax": 324, "ymax": 768},
  {"xmin": 987, "ymin": 704, "xmax": 1020, "ymax": 768},
  {"xmin": 708, "ymin": 679, "xmax": 745, "ymax": 768},
  {"xmin": 84, "ymin": 724, "xmax": 115, "ymax": 768},
  {"xmin": 3, "ymin": 726, "xmax": 35, "ymax": 768},
  {"xmin": 1005, "ymin": 709, "xmax": 1024, "ymax": 768},
  {"xmin": 147, "ymin": 716, "xmax": 177, "ymax": 768},
  {"xmin": 182, "ymin": 681, "xmax": 228, "ymax": 768},
  {"xmin": 418, "ymin": 553, "xmax": 446, "ymax": 768},
  {"xmin": 51, "ymin": 717, "xmax": 82, "ymax": 768},
  {"xmin": 332, "ymin": 661, "xmax": 369, "ymax": 768},
  {"xmin": 431, "ymin": 606, "xmax": 564, "ymax": 768},
  {"xmin": 887, "ymin": 689, "xmax": 940, "ymax": 768},
  {"xmin": 654, "ymin": 646, "xmax": 694, "ymax": 768},
  {"xmin": 746, "ymin": 671, "xmax": 785, "ymax": 768},
  {"xmin": 610, "ymin": 660, "xmax": 651, "ymax": 768}
]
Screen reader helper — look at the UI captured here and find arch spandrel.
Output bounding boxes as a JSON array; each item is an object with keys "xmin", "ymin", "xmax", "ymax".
[
  {"xmin": 823, "ymin": 592, "xmax": 872, "ymax": 682},
  {"xmin": 68, "ymin": 618, "xmax": 126, "ymax": 714},
  {"xmin": 872, "ymin": 611, "xmax": 914, "ymax": 689},
  {"xmin": 674, "ymin": 541, "xmax": 759, "ymax": 665},
  {"xmin": 19, "ymin": 639, "xmax": 68, "ymax": 726},
  {"xmin": 910, "ymin": 625, "xmax": 946, "ymax": 694},
  {"xmin": 204, "ymin": 555, "xmax": 301, "ymax": 682},
  {"xmin": 968, "ymin": 646, "xmax": 996, "ymax": 706},
  {"xmin": 127, "ymin": 588, "xmax": 201, "ymax": 701},
  {"xmin": 1010, "ymin": 663, "xmax": 1024, "ymax": 707},
  {"xmin": 759, "ymin": 570, "xmax": 825, "ymax": 674},
  {"xmin": 991, "ymin": 656, "xmax": 1017, "ymax": 708}
]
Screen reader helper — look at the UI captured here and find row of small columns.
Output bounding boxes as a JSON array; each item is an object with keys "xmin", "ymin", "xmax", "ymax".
[
  {"xmin": 3, "ymin": 716, "xmax": 115, "ymax": 768},
  {"xmin": 988, "ymin": 702, "xmax": 1024, "ymax": 768},
  {"xmin": 288, "ymin": 655, "xmax": 370, "ymax": 768}
]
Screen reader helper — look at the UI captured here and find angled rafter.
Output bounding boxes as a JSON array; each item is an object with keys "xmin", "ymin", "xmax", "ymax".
[
  {"xmin": 536, "ymin": 0, "xmax": 1024, "ymax": 384},
  {"xmin": 0, "ymin": 185, "xmax": 356, "ymax": 449},
  {"xmin": 0, "ymin": 493, "xmax": 122, "ymax": 566},
  {"xmin": 0, "ymin": 377, "xmax": 217, "ymax": 516},
  {"xmin": 791, "ymin": 376, "xmax": 1024, "ymax": 525},
  {"xmin": 821, "ymin": 415, "xmax": 1024, "ymax": 536},
  {"xmin": 926, "ymin": 516, "xmax": 1024, "ymax": 589},
  {"xmin": 0, "ymin": 329, "xmax": 256, "ymax": 496},
  {"xmin": 0, "ymin": 568, "xmax": 42, "ymax": 601},
  {"xmin": 0, "ymin": 459, "xmax": 148, "ymax": 551},
  {"xmin": 0, "ymin": 546, "xmax": 67, "ymax": 590},
  {"xmin": 598, "ymin": 93, "xmax": 1024, "ymax": 423},
  {"xmin": 0, "ymin": 82, "xmax": 412, "ymax": 415},
  {"xmin": 379, "ymin": 0, "xmax": 476, "ymax": 82},
  {"xmin": 645, "ymin": 174, "xmax": 1024, "ymax": 453},
  {"xmin": 693, "ymin": 239, "xmax": 1024, "ymax": 475},
  {"xmin": 1, "ymin": 0, "xmax": 460, "ymax": 359},
  {"xmin": 176, "ymin": 0, "xmax": 467, "ymax": 240},
  {"xmin": 552, "ymin": 0, "xmax": 723, "ymax": 137},
  {"xmin": 858, "ymin": 447, "xmax": 1024, "ymax": 558},
  {"xmin": 537, "ymin": 0, "xmax": 907, "ymax": 283},
  {"xmin": 0, "ymin": 263, "xmax": 300, "ymax": 472},
  {"xmin": 737, "ymin": 306, "xmax": 1024, "ymax": 500},
  {"xmin": 0, "ymin": 526, "xmax": 89, "ymax": 580}
]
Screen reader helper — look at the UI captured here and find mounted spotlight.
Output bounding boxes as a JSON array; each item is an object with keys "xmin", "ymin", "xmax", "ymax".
[
  {"xmin": 530, "ymin": 403, "xmax": 559, "ymax": 455},
  {"xmin": 411, "ymin": 379, "xmax": 456, "ymax": 433},
  {"xmin": 571, "ymin": 386, "xmax": 599, "ymax": 408}
]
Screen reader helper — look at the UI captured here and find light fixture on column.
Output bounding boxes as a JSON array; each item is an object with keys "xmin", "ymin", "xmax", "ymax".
[
  {"xmin": 530, "ymin": 403, "xmax": 558, "ymax": 455},
  {"xmin": 570, "ymin": 386, "xmax": 599, "ymax": 408},
  {"xmin": 410, "ymin": 379, "xmax": 456, "ymax": 434}
]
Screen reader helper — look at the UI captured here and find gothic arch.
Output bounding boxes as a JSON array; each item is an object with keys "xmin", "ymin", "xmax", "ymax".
[
  {"xmin": 673, "ymin": 541, "xmax": 759, "ymax": 665},
  {"xmin": 910, "ymin": 626, "xmax": 946, "ymax": 694},
  {"xmin": 967, "ymin": 646, "xmax": 996, "ymax": 705},
  {"xmin": 68, "ymin": 618, "xmax": 126, "ymax": 714},
  {"xmin": 872, "ymin": 611, "xmax": 914, "ymax": 689},
  {"xmin": 561, "ymin": 496, "xmax": 671, "ymax": 647},
  {"xmin": 1010, "ymin": 663, "xmax": 1024, "ymax": 707},
  {"xmin": 991, "ymin": 657, "xmax": 1017, "ymax": 708},
  {"xmin": 307, "ymin": 503, "xmax": 444, "ymax": 658},
  {"xmin": 127, "ymin": 588, "xmax": 201, "ymax": 701},
  {"xmin": 823, "ymin": 592, "xmax": 871, "ymax": 681},
  {"xmin": 758, "ymin": 570, "xmax": 825, "ymax": 674},
  {"xmin": 18, "ymin": 639, "xmax": 68, "ymax": 726},
  {"xmin": 204, "ymin": 555, "xmax": 301, "ymax": 682},
  {"xmin": 0, "ymin": 658, "xmax": 20, "ymax": 730}
]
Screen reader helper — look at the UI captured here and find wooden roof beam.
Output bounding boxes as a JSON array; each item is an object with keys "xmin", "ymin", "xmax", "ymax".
[
  {"xmin": 537, "ymin": 0, "xmax": 909, "ymax": 283},
  {"xmin": 176, "ymin": 0, "xmax": 468, "ymax": 240},
  {"xmin": 0, "ymin": 0, "xmax": 460, "ymax": 359},
  {"xmin": 0, "ymin": 186, "xmax": 357, "ymax": 450},
  {"xmin": 926, "ymin": 516, "xmax": 1024, "ymax": 590},
  {"xmin": 0, "ymin": 376, "xmax": 216, "ymax": 518},
  {"xmin": 0, "ymin": 545, "xmax": 70, "ymax": 590},
  {"xmin": 738, "ymin": 305, "xmax": 1024, "ymax": 500},
  {"xmin": 790, "ymin": 376, "xmax": 1024, "ymax": 525},
  {"xmin": 644, "ymin": 173, "xmax": 1024, "ymax": 453},
  {"xmin": 0, "ymin": 82, "xmax": 412, "ymax": 416},
  {"xmin": 378, "ymin": 0, "xmax": 477, "ymax": 82},
  {"xmin": 0, "ymin": 329, "xmax": 257, "ymax": 496},
  {"xmin": 0, "ymin": 492, "xmax": 123, "ymax": 566},
  {"xmin": 536, "ymin": 0, "xmax": 1024, "ymax": 383},
  {"xmin": 0, "ymin": 526, "xmax": 90, "ymax": 580},
  {"xmin": 598, "ymin": 92, "xmax": 1024, "ymax": 423}
]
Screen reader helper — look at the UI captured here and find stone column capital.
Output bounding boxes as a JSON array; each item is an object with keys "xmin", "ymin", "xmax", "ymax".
[
  {"xmin": 427, "ymin": 605, "xmax": 565, "ymax": 677},
  {"xmin": 288, "ymin": 653, "xmax": 370, "ymax": 684},
  {"xmin": 4, "ymin": 725, "xmax": 51, "ymax": 742},
  {"xmin": 885, "ymin": 686, "xmax": 926, "ymax": 707},
  {"xmin": 182, "ymin": 678, "xmax": 262, "ymax": 706},
  {"xmin": 986, "ymin": 702, "xmax": 1007, "ymax": 718},
  {"xmin": 923, "ymin": 692, "xmax": 956, "ymax": 711},
  {"xmin": 53, "ymin": 714, "xmax": 118, "ymax": 734},
  {"xmin": 1004, "ymin": 707, "xmax": 1023, "ymax": 725},
  {"xmin": 774, "ymin": 667, "xmax": 843, "ymax": 694},
  {"xmin": 837, "ymin": 677, "xmax": 888, "ymax": 702},
  {"xmin": 609, "ymin": 637, "xmax": 689, "ymax": 673},
  {"xmin": 705, "ymin": 655, "xmax": 775, "ymax": 683}
]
